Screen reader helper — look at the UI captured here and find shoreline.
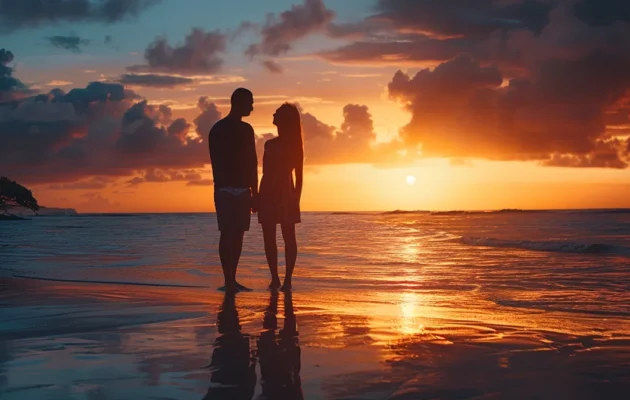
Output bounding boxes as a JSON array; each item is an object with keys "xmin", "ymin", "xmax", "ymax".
[
  {"xmin": 2, "ymin": 277, "xmax": 630, "ymax": 399},
  {"xmin": 4, "ymin": 275, "xmax": 630, "ymax": 338}
]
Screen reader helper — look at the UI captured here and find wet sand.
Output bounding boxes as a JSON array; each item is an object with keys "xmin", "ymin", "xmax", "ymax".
[{"xmin": 1, "ymin": 276, "xmax": 629, "ymax": 400}]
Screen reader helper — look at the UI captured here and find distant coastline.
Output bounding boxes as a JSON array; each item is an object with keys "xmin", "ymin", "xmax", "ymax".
[
  {"xmin": 2, "ymin": 206, "xmax": 79, "ymax": 219},
  {"xmin": 383, "ymin": 208, "xmax": 630, "ymax": 215}
]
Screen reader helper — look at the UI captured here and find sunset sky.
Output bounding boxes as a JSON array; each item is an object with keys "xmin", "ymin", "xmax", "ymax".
[{"xmin": 3, "ymin": 0, "xmax": 630, "ymax": 212}]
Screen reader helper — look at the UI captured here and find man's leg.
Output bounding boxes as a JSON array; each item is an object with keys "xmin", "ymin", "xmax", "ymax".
[
  {"xmin": 232, "ymin": 190, "xmax": 253, "ymax": 291},
  {"xmin": 232, "ymin": 230, "xmax": 252, "ymax": 291},
  {"xmin": 215, "ymin": 190, "xmax": 237, "ymax": 292},
  {"xmin": 218, "ymin": 231, "xmax": 237, "ymax": 292}
]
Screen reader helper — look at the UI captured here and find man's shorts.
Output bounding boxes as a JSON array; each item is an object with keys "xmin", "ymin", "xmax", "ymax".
[{"xmin": 214, "ymin": 189, "xmax": 251, "ymax": 232}]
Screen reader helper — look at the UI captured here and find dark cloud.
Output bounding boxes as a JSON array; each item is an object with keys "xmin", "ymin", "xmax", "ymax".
[
  {"xmin": 114, "ymin": 100, "xmax": 199, "ymax": 160},
  {"xmin": 0, "ymin": 48, "xmax": 12, "ymax": 64},
  {"xmin": 261, "ymin": 60, "xmax": 284, "ymax": 74},
  {"xmin": 48, "ymin": 176, "xmax": 114, "ymax": 190},
  {"xmin": 316, "ymin": 0, "xmax": 630, "ymax": 168},
  {"xmin": 46, "ymin": 35, "xmax": 90, "ymax": 52},
  {"xmin": 573, "ymin": 0, "xmax": 630, "ymax": 26},
  {"xmin": 320, "ymin": 0, "xmax": 630, "ymax": 70},
  {"xmin": 320, "ymin": 34, "xmax": 500, "ymax": 67},
  {"xmin": 336, "ymin": 104, "xmax": 376, "ymax": 147},
  {"xmin": 128, "ymin": 28, "xmax": 227, "ymax": 74},
  {"xmin": 302, "ymin": 110, "xmax": 334, "ymax": 141},
  {"xmin": 320, "ymin": 27, "xmax": 527, "ymax": 70},
  {"xmin": 387, "ymin": 51, "xmax": 630, "ymax": 164},
  {"xmin": 194, "ymin": 96, "xmax": 222, "ymax": 137},
  {"xmin": 125, "ymin": 169, "xmax": 206, "ymax": 186},
  {"xmin": 58, "ymin": 81, "xmax": 137, "ymax": 114},
  {"xmin": 118, "ymin": 73, "xmax": 194, "ymax": 88},
  {"xmin": 300, "ymin": 104, "xmax": 373, "ymax": 164},
  {"xmin": 372, "ymin": 0, "xmax": 552, "ymax": 38},
  {"xmin": 0, "ymin": 61, "xmax": 220, "ymax": 184},
  {"xmin": 257, "ymin": 103, "xmax": 403, "ymax": 166},
  {"xmin": 167, "ymin": 118, "xmax": 190, "ymax": 142},
  {"xmin": 246, "ymin": 0, "xmax": 334, "ymax": 58},
  {"xmin": 544, "ymin": 139, "xmax": 628, "ymax": 169},
  {"xmin": 0, "ymin": 48, "xmax": 31, "ymax": 103},
  {"xmin": 326, "ymin": 19, "xmax": 392, "ymax": 39},
  {"xmin": 230, "ymin": 21, "xmax": 258, "ymax": 40},
  {"xmin": 605, "ymin": 108, "xmax": 630, "ymax": 127},
  {"xmin": 0, "ymin": 0, "xmax": 159, "ymax": 33},
  {"xmin": 318, "ymin": 0, "xmax": 554, "ymax": 70},
  {"xmin": 64, "ymin": 81, "xmax": 133, "ymax": 103}
]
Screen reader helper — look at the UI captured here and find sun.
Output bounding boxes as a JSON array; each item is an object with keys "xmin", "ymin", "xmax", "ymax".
[{"xmin": 406, "ymin": 175, "xmax": 416, "ymax": 185}]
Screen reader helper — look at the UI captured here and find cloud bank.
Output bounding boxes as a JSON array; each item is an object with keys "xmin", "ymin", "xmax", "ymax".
[{"xmin": 0, "ymin": 0, "xmax": 159, "ymax": 33}]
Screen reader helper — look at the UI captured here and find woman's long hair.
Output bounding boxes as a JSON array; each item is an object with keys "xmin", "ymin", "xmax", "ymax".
[{"xmin": 276, "ymin": 103, "xmax": 304, "ymax": 168}]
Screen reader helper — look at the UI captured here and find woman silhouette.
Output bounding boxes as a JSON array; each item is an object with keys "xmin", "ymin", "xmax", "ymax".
[{"xmin": 257, "ymin": 103, "xmax": 304, "ymax": 291}]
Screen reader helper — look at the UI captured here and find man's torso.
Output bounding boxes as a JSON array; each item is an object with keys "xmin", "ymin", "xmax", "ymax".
[{"xmin": 209, "ymin": 118, "xmax": 255, "ymax": 189}]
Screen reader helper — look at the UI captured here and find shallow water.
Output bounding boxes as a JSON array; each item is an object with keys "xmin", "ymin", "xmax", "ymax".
[{"xmin": 1, "ymin": 211, "xmax": 630, "ymax": 399}]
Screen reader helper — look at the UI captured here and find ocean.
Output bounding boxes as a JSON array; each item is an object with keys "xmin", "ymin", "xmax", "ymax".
[{"xmin": 1, "ymin": 211, "xmax": 629, "ymax": 399}]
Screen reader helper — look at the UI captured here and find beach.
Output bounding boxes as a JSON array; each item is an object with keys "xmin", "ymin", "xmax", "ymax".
[{"xmin": 1, "ymin": 211, "xmax": 630, "ymax": 399}]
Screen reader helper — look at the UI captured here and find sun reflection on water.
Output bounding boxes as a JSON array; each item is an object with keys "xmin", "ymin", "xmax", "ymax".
[
  {"xmin": 400, "ymin": 240, "xmax": 419, "ymax": 264},
  {"xmin": 399, "ymin": 291, "xmax": 424, "ymax": 336}
]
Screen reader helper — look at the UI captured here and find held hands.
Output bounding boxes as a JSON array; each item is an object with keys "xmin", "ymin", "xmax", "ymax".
[{"xmin": 250, "ymin": 194, "xmax": 259, "ymax": 214}]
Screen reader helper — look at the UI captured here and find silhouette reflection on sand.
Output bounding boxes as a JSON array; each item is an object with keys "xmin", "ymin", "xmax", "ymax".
[
  {"xmin": 205, "ymin": 291, "xmax": 303, "ymax": 400},
  {"xmin": 204, "ymin": 292, "xmax": 256, "ymax": 400}
]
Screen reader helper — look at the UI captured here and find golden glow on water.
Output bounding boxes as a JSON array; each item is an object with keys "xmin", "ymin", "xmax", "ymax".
[
  {"xmin": 399, "ymin": 292, "xmax": 424, "ymax": 336},
  {"xmin": 400, "ymin": 239, "xmax": 420, "ymax": 265},
  {"xmin": 7, "ymin": 276, "xmax": 630, "ymax": 399}
]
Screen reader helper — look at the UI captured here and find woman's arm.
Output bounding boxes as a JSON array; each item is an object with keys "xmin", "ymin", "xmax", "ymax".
[
  {"xmin": 294, "ymin": 156, "xmax": 303, "ymax": 204},
  {"xmin": 248, "ymin": 127, "xmax": 259, "ymax": 197}
]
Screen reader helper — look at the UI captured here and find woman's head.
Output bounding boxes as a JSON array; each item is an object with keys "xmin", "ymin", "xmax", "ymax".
[
  {"xmin": 273, "ymin": 103, "xmax": 300, "ymax": 131},
  {"xmin": 273, "ymin": 103, "xmax": 303, "ymax": 164}
]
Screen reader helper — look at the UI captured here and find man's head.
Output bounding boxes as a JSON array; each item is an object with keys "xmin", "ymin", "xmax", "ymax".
[{"xmin": 230, "ymin": 88, "xmax": 254, "ymax": 117}]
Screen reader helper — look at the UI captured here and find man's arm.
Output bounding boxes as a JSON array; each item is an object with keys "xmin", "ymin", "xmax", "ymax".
[{"xmin": 208, "ymin": 126, "xmax": 223, "ymax": 187}]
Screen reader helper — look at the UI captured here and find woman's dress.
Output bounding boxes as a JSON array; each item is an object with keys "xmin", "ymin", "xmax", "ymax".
[{"xmin": 257, "ymin": 137, "xmax": 301, "ymax": 225}]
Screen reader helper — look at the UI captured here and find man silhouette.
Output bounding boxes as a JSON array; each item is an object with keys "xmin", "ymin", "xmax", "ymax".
[{"xmin": 209, "ymin": 88, "xmax": 258, "ymax": 292}]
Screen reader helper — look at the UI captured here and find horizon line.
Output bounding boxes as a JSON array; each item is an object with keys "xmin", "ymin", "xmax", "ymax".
[{"xmin": 69, "ymin": 207, "xmax": 630, "ymax": 215}]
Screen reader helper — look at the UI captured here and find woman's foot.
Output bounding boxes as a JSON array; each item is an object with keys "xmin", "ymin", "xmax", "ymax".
[
  {"xmin": 268, "ymin": 277, "xmax": 281, "ymax": 290},
  {"xmin": 235, "ymin": 281, "xmax": 253, "ymax": 292},
  {"xmin": 280, "ymin": 280, "xmax": 292, "ymax": 292}
]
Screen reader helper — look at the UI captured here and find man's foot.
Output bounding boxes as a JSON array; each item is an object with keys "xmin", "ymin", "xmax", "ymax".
[
  {"xmin": 280, "ymin": 281, "xmax": 292, "ymax": 292},
  {"xmin": 217, "ymin": 284, "xmax": 239, "ymax": 293},
  {"xmin": 268, "ymin": 278, "xmax": 281, "ymax": 290},
  {"xmin": 235, "ymin": 281, "xmax": 253, "ymax": 292}
]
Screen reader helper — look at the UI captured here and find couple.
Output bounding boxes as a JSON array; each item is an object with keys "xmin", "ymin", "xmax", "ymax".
[{"xmin": 209, "ymin": 88, "xmax": 303, "ymax": 293}]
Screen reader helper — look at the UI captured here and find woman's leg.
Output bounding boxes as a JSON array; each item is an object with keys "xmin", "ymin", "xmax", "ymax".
[
  {"xmin": 262, "ymin": 223, "xmax": 281, "ymax": 289},
  {"xmin": 280, "ymin": 223, "xmax": 297, "ymax": 291}
]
